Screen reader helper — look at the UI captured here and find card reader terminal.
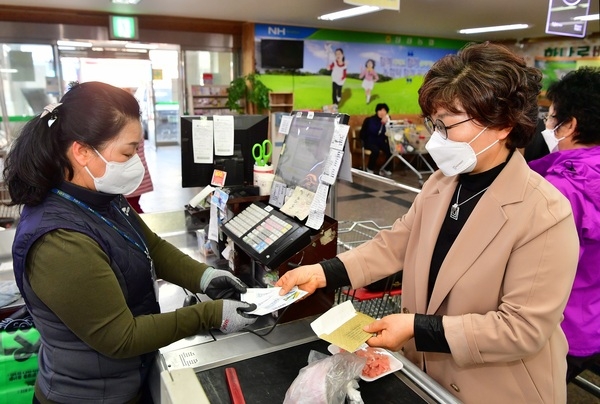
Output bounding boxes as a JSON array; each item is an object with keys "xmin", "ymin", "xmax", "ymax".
[{"xmin": 221, "ymin": 202, "xmax": 312, "ymax": 269}]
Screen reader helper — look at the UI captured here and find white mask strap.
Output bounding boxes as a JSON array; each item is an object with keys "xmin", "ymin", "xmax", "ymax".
[
  {"xmin": 475, "ymin": 138, "xmax": 499, "ymax": 156},
  {"xmin": 93, "ymin": 148, "xmax": 110, "ymax": 164},
  {"xmin": 467, "ymin": 126, "xmax": 488, "ymax": 145},
  {"xmin": 467, "ymin": 126, "xmax": 498, "ymax": 156}
]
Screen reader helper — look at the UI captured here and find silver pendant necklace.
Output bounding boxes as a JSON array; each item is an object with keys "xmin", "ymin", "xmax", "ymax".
[{"xmin": 450, "ymin": 184, "xmax": 490, "ymax": 220}]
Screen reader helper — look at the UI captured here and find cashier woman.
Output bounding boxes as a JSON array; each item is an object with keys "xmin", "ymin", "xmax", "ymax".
[
  {"xmin": 277, "ymin": 42, "xmax": 579, "ymax": 403},
  {"xmin": 3, "ymin": 81, "xmax": 257, "ymax": 403}
]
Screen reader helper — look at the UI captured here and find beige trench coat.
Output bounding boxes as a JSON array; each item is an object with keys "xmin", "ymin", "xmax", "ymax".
[{"xmin": 339, "ymin": 152, "xmax": 579, "ymax": 403}]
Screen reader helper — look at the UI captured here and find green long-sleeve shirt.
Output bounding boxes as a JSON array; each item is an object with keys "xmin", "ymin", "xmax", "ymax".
[{"xmin": 26, "ymin": 215, "xmax": 223, "ymax": 360}]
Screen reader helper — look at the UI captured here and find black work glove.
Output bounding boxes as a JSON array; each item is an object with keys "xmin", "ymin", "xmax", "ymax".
[
  {"xmin": 219, "ymin": 300, "xmax": 258, "ymax": 333},
  {"xmin": 200, "ymin": 267, "xmax": 247, "ymax": 300}
]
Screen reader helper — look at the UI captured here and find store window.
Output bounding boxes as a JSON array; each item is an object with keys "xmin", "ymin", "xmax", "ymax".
[
  {"xmin": 59, "ymin": 44, "xmax": 182, "ymax": 146},
  {"xmin": 184, "ymin": 50, "xmax": 234, "ymax": 115},
  {"xmin": 0, "ymin": 43, "xmax": 57, "ymax": 146}
]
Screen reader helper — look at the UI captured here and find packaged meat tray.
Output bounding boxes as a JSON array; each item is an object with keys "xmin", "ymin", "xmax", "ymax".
[{"xmin": 328, "ymin": 344, "xmax": 403, "ymax": 382}]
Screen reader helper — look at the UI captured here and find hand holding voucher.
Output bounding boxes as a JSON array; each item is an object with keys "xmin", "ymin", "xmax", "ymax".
[
  {"xmin": 275, "ymin": 263, "xmax": 327, "ymax": 295},
  {"xmin": 364, "ymin": 313, "xmax": 415, "ymax": 352}
]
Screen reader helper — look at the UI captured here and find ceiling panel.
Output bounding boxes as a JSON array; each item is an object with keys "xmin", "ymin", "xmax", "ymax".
[{"xmin": 0, "ymin": 0, "xmax": 597, "ymax": 42}]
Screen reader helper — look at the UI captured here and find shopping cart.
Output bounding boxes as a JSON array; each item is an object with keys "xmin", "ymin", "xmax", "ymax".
[
  {"xmin": 380, "ymin": 121, "xmax": 435, "ymax": 187},
  {"xmin": 336, "ymin": 221, "xmax": 402, "ymax": 318}
]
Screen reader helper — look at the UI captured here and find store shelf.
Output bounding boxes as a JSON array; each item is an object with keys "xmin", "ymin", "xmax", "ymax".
[
  {"xmin": 268, "ymin": 92, "xmax": 294, "ymax": 140},
  {"xmin": 268, "ymin": 92, "xmax": 293, "ymax": 113},
  {"xmin": 189, "ymin": 85, "xmax": 231, "ymax": 115}
]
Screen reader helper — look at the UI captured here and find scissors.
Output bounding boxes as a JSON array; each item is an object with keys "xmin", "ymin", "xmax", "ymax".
[{"xmin": 252, "ymin": 139, "xmax": 272, "ymax": 167}]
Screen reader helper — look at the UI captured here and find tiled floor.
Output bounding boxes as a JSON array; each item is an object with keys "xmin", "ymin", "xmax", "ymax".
[{"xmin": 141, "ymin": 142, "xmax": 599, "ymax": 404}]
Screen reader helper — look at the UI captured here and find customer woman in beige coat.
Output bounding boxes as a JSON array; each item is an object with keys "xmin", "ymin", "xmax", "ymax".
[{"xmin": 277, "ymin": 42, "xmax": 579, "ymax": 403}]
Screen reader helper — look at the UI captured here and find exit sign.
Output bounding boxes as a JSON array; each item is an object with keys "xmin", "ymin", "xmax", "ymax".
[{"xmin": 109, "ymin": 15, "xmax": 139, "ymax": 40}]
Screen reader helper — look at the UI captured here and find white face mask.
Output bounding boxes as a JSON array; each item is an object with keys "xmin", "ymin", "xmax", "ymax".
[
  {"xmin": 541, "ymin": 123, "xmax": 564, "ymax": 153},
  {"xmin": 85, "ymin": 149, "xmax": 144, "ymax": 195},
  {"xmin": 425, "ymin": 126, "xmax": 497, "ymax": 176}
]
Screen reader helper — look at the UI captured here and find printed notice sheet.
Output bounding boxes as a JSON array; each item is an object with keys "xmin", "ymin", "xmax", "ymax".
[
  {"xmin": 330, "ymin": 123, "xmax": 349, "ymax": 151},
  {"xmin": 213, "ymin": 115, "xmax": 234, "ymax": 156},
  {"xmin": 192, "ymin": 119, "xmax": 213, "ymax": 164},
  {"xmin": 310, "ymin": 300, "xmax": 375, "ymax": 353},
  {"xmin": 241, "ymin": 286, "xmax": 308, "ymax": 316},
  {"xmin": 320, "ymin": 149, "xmax": 345, "ymax": 185},
  {"xmin": 306, "ymin": 183, "xmax": 329, "ymax": 230},
  {"xmin": 278, "ymin": 115, "xmax": 293, "ymax": 135}
]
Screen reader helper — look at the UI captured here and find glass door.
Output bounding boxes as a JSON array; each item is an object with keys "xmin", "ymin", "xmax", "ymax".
[
  {"xmin": 0, "ymin": 43, "xmax": 58, "ymax": 148},
  {"xmin": 184, "ymin": 50, "xmax": 235, "ymax": 116},
  {"xmin": 60, "ymin": 56, "xmax": 155, "ymax": 145},
  {"xmin": 58, "ymin": 43, "xmax": 182, "ymax": 147}
]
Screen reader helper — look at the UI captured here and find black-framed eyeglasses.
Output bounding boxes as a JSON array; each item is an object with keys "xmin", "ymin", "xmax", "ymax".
[
  {"xmin": 541, "ymin": 113, "xmax": 556, "ymax": 123},
  {"xmin": 424, "ymin": 116, "xmax": 474, "ymax": 139}
]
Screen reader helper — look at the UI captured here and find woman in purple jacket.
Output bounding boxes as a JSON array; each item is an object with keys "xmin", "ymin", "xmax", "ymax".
[{"xmin": 529, "ymin": 66, "xmax": 600, "ymax": 382}]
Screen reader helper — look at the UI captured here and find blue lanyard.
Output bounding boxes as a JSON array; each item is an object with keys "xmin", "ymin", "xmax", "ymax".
[
  {"xmin": 50, "ymin": 188, "xmax": 150, "ymax": 259},
  {"xmin": 50, "ymin": 188, "xmax": 159, "ymax": 301}
]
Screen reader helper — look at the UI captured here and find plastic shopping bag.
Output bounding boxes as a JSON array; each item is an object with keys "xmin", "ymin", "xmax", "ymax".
[{"xmin": 284, "ymin": 350, "xmax": 366, "ymax": 404}]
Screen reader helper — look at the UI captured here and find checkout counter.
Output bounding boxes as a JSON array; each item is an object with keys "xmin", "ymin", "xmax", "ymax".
[
  {"xmin": 142, "ymin": 210, "xmax": 461, "ymax": 404},
  {"xmin": 0, "ymin": 208, "xmax": 460, "ymax": 403},
  {"xmin": 0, "ymin": 207, "xmax": 460, "ymax": 403}
]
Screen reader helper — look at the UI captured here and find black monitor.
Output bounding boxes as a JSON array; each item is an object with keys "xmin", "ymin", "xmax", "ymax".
[
  {"xmin": 270, "ymin": 111, "xmax": 350, "ymax": 205},
  {"xmin": 260, "ymin": 39, "xmax": 304, "ymax": 70},
  {"xmin": 180, "ymin": 115, "xmax": 269, "ymax": 188}
]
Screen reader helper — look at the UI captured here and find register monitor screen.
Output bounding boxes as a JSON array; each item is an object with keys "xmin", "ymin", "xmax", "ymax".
[
  {"xmin": 273, "ymin": 111, "xmax": 350, "ymax": 194},
  {"xmin": 180, "ymin": 115, "xmax": 269, "ymax": 188}
]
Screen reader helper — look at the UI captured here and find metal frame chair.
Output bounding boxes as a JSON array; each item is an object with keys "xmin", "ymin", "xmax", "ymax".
[{"xmin": 348, "ymin": 125, "xmax": 372, "ymax": 171}]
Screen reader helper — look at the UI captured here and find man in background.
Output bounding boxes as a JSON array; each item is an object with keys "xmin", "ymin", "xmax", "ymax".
[{"xmin": 360, "ymin": 103, "xmax": 392, "ymax": 175}]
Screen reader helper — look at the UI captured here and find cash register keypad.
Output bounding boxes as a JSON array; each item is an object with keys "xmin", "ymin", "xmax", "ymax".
[{"xmin": 224, "ymin": 203, "xmax": 293, "ymax": 253}]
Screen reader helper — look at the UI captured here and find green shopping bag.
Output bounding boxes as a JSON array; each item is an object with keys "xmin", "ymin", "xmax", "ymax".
[{"xmin": 0, "ymin": 308, "xmax": 40, "ymax": 404}]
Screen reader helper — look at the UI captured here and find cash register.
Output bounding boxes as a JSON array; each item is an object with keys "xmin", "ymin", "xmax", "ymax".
[
  {"xmin": 220, "ymin": 111, "xmax": 350, "ymax": 320},
  {"xmin": 221, "ymin": 111, "xmax": 349, "ymax": 269}
]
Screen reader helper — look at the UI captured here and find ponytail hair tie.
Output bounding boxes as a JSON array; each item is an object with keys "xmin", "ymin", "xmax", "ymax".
[{"xmin": 40, "ymin": 102, "xmax": 62, "ymax": 127}]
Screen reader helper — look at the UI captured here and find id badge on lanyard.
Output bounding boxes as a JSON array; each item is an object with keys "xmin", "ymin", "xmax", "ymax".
[{"xmin": 149, "ymin": 257, "xmax": 159, "ymax": 302}]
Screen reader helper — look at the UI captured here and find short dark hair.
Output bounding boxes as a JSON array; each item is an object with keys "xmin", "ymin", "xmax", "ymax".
[
  {"xmin": 365, "ymin": 59, "xmax": 376, "ymax": 68},
  {"xmin": 546, "ymin": 67, "xmax": 600, "ymax": 146},
  {"xmin": 3, "ymin": 81, "xmax": 141, "ymax": 206},
  {"xmin": 418, "ymin": 42, "xmax": 542, "ymax": 150},
  {"xmin": 375, "ymin": 103, "xmax": 389, "ymax": 113}
]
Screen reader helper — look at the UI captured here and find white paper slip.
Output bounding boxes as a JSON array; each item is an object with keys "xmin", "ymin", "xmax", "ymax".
[
  {"xmin": 310, "ymin": 300, "xmax": 375, "ymax": 353},
  {"xmin": 241, "ymin": 286, "xmax": 308, "ymax": 316}
]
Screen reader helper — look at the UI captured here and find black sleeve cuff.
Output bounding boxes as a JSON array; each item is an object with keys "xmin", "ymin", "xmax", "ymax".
[
  {"xmin": 413, "ymin": 314, "xmax": 451, "ymax": 353},
  {"xmin": 321, "ymin": 257, "xmax": 350, "ymax": 292}
]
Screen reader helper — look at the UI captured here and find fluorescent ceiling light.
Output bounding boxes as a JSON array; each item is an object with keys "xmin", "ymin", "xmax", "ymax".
[
  {"xmin": 318, "ymin": 5, "xmax": 380, "ymax": 21},
  {"xmin": 56, "ymin": 40, "xmax": 93, "ymax": 47},
  {"xmin": 573, "ymin": 13, "xmax": 599, "ymax": 21},
  {"xmin": 111, "ymin": 0, "xmax": 141, "ymax": 4},
  {"xmin": 458, "ymin": 24, "xmax": 530, "ymax": 34},
  {"xmin": 344, "ymin": 0, "xmax": 399, "ymax": 11},
  {"xmin": 551, "ymin": 6, "xmax": 577, "ymax": 12},
  {"xmin": 119, "ymin": 48, "xmax": 148, "ymax": 53},
  {"xmin": 125, "ymin": 43, "xmax": 158, "ymax": 49}
]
